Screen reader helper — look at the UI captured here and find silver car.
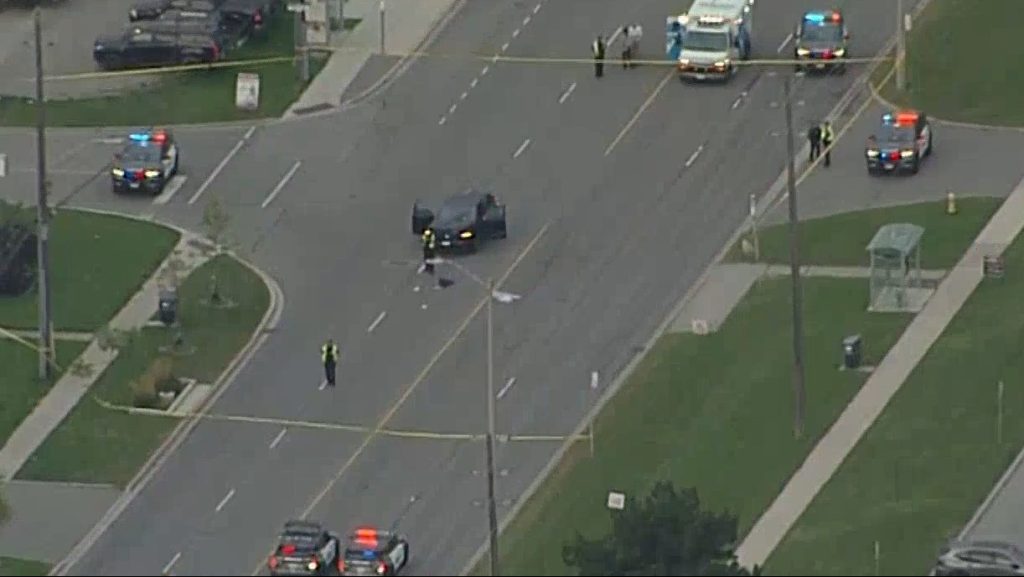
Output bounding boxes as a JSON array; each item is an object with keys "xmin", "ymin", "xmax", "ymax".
[{"xmin": 935, "ymin": 539, "xmax": 1024, "ymax": 576}]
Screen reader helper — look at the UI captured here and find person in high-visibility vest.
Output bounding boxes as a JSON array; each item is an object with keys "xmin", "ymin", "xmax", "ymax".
[
  {"xmin": 321, "ymin": 339, "xmax": 339, "ymax": 387},
  {"xmin": 421, "ymin": 228, "xmax": 437, "ymax": 275},
  {"xmin": 820, "ymin": 120, "xmax": 835, "ymax": 167}
]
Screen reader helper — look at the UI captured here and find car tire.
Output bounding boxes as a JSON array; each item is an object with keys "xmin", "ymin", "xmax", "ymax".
[
  {"xmin": 402, "ymin": 542, "xmax": 409, "ymax": 572},
  {"xmin": 926, "ymin": 134, "xmax": 933, "ymax": 156},
  {"xmin": 911, "ymin": 159, "xmax": 920, "ymax": 174}
]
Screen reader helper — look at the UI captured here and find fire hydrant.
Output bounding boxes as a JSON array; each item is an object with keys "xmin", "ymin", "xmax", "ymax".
[{"xmin": 946, "ymin": 191, "xmax": 958, "ymax": 215}]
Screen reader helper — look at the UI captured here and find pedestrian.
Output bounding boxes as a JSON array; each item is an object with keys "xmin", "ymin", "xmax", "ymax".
[
  {"xmin": 630, "ymin": 23, "xmax": 643, "ymax": 67},
  {"xmin": 621, "ymin": 26, "xmax": 631, "ymax": 68},
  {"xmin": 321, "ymin": 338, "xmax": 339, "ymax": 387},
  {"xmin": 807, "ymin": 123, "xmax": 822, "ymax": 162},
  {"xmin": 592, "ymin": 34, "xmax": 605, "ymax": 77},
  {"xmin": 421, "ymin": 227, "xmax": 437, "ymax": 275},
  {"xmin": 820, "ymin": 120, "xmax": 835, "ymax": 167}
]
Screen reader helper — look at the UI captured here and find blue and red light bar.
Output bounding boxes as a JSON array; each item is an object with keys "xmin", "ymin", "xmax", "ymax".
[{"xmin": 804, "ymin": 10, "xmax": 841, "ymax": 24}]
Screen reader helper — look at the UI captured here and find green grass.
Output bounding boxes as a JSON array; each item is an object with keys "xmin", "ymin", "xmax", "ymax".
[
  {"xmin": 0, "ymin": 557, "xmax": 50, "ymax": 577},
  {"xmin": 873, "ymin": 0, "xmax": 1024, "ymax": 126},
  {"xmin": 16, "ymin": 255, "xmax": 270, "ymax": 486},
  {"xmin": 0, "ymin": 10, "xmax": 338, "ymax": 126},
  {"xmin": 767, "ymin": 228, "xmax": 1024, "ymax": 575},
  {"xmin": 0, "ymin": 208, "xmax": 179, "ymax": 331},
  {"xmin": 0, "ymin": 339, "xmax": 88, "ymax": 446},
  {"xmin": 726, "ymin": 198, "xmax": 1001, "ymax": 268},
  {"xmin": 484, "ymin": 278, "xmax": 913, "ymax": 576}
]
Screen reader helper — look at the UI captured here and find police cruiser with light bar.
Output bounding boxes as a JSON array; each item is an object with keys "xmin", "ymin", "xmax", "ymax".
[
  {"xmin": 794, "ymin": 10, "xmax": 849, "ymax": 73},
  {"xmin": 339, "ymin": 527, "xmax": 409, "ymax": 576},
  {"xmin": 268, "ymin": 520, "xmax": 342, "ymax": 576},
  {"xmin": 670, "ymin": 0, "xmax": 754, "ymax": 82},
  {"xmin": 111, "ymin": 129, "xmax": 180, "ymax": 195},
  {"xmin": 865, "ymin": 110, "xmax": 933, "ymax": 175}
]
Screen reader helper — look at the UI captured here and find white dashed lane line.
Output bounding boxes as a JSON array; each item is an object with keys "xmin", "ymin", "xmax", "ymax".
[
  {"xmin": 512, "ymin": 28, "xmax": 520, "ymax": 39},
  {"xmin": 214, "ymin": 489, "xmax": 236, "ymax": 513},
  {"xmin": 558, "ymin": 81, "xmax": 576, "ymax": 104},
  {"xmin": 162, "ymin": 552, "xmax": 181, "ymax": 575},
  {"xmin": 501, "ymin": 41, "xmax": 510, "ymax": 51},
  {"xmin": 523, "ymin": 15, "xmax": 531, "ymax": 26},
  {"xmin": 513, "ymin": 138, "xmax": 531, "ymax": 159},
  {"xmin": 188, "ymin": 125, "xmax": 256, "ymax": 205},
  {"xmin": 481, "ymin": 65, "xmax": 490, "ymax": 76},
  {"xmin": 261, "ymin": 160, "xmax": 302, "ymax": 209},
  {"xmin": 685, "ymin": 144, "xmax": 705, "ymax": 167},
  {"xmin": 496, "ymin": 377, "xmax": 517, "ymax": 399},
  {"xmin": 777, "ymin": 32, "xmax": 793, "ymax": 54},
  {"xmin": 533, "ymin": 2, "xmax": 541, "ymax": 14},
  {"xmin": 367, "ymin": 311, "xmax": 388, "ymax": 333},
  {"xmin": 269, "ymin": 428, "xmax": 287, "ymax": 450},
  {"xmin": 470, "ymin": 78, "xmax": 478, "ymax": 88}
]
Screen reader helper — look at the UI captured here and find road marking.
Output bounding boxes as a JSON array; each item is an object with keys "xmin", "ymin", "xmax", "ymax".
[
  {"xmin": 513, "ymin": 138, "xmax": 531, "ymax": 159},
  {"xmin": 438, "ymin": 116, "xmax": 447, "ymax": 125},
  {"xmin": 501, "ymin": 41, "xmax": 510, "ymax": 52},
  {"xmin": 449, "ymin": 103, "xmax": 458, "ymax": 114},
  {"xmin": 558, "ymin": 81, "xmax": 576, "ymax": 104},
  {"xmin": 481, "ymin": 65, "xmax": 490, "ymax": 76},
  {"xmin": 260, "ymin": 160, "xmax": 302, "ymax": 209},
  {"xmin": 188, "ymin": 137, "xmax": 246, "ymax": 205},
  {"xmin": 298, "ymin": 222, "xmax": 551, "ymax": 520},
  {"xmin": 460, "ymin": 91, "xmax": 468, "ymax": 100},
  {"xmin": 777, "ymin": 32, "xmax": 793, "ymax": 54},
  {"xmin": 523, "ymin": 15, "xmax": 531, "ymax": 26},
  {"xmin": 319, "ymin": 379, "xmax": 328, "ymax": 391},
  {"xmin": 214, "ymin": 488, "xmax": 235, "ymax": 512},
  {"xmin": 92, "ymin": 136, "xmax": 125, "ymax": 145},
  {"xmin": 151, "ymin": 175, "xmax": 187, "ymax": 205},
  {"xmin": 604, "ymin": 70, "xmax": 673, "ymax": 157},
  {"xmin": 512, "ymin": 28, "xmax": 520, "ymax": 39},
  {"xmin": 608, "ymin": 25, "xmax": 623, "ymax": 45},
  {"xmin": 496, "ymin": 377, "xmax": 517, "ymax": 400},
  {"xmin": 367, "ymin": 310, "xmax": 387, "ymax": 333},
  {"xmin": 685, "ymin": 144, "xmax": 704, "ymax": 167},
  {"xmin": 162, "ymin": 552, "xmax": 181, "ymax": 575},
  {"xmin": 470, "ymin": 77, "xmax": 478, "ymax": 88},
  {"xmin": 269, "ymin": 428, "xmax": 287, "ymax": 449},
  {"xmin": 731, "ymin": 95, "xmax": 743, "ymax": 110},
  {"xmin": 533, "ymin": 3, "xmax": 541, "ymax": 14},
  {"xmin": 590, "ymin": 371, "xmax": 599, "ymax": 389}
]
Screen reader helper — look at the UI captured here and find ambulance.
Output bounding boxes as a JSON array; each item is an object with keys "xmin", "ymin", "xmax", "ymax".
[{"xmin": 667, "ymin": 0, "xmax": 754, "ymax": 82}]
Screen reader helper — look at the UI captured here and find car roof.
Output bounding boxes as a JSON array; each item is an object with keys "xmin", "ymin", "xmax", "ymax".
[
  {"xmin": 282, "ymin": 520, "xmax": 325, "ymax": 536},
  {"xmin": 346, "ymin": 527, "xmax": 394, "ymax": 551},
  {"xmin": 442, "ymin": 191, "xmax": 486, "ymax": 208}
]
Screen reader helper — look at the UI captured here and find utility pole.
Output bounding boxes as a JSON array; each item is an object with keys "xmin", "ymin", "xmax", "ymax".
[
  {"xmin": 783, "ymin": 75, "xmax": 806, "ymax": 439},
  {"xmin": 291, "ymin": 2, "xmax": 310, "ymax": 82},
  {"xmin": 379, "ymin": 0, "xmax": 386, "ymax": 55},
  {"xmin": 33, "ymin": 7, "xmax": 53, "ymax": 381},
  {"xmin": 484, "ymin": 277, "xmax": 500, "ymax": 576},
  {"xmin": 895, "ymin": 0, "xmax": 906, "ymax": 91}
]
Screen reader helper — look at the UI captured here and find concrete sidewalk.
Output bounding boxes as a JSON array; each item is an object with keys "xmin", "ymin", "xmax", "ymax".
[
  {"xmin": 0, "ymin": 232, "xmax": 211, "ymax": 482},
  {"xmin": 285, "ymin": 0, "xmax": 462, "ymax": 115},
  {"xmin": 735, "ymin": 175, "xmax": 1024, "ymax": 570}
]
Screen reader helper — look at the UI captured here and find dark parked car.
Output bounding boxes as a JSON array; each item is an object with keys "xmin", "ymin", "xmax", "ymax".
[
  {"xmin": 411, "ymin": 190, "xmax": 508, "ymax": 253},
  {"xmin": 94, "ymin": 29, "xmax": 221, "ymax": 69}
]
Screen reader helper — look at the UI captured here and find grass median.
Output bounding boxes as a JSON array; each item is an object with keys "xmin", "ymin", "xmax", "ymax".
[
  {"xmin": 16, "ymin": 254, "xmax": 269, "ymax": 487},
  {"xmin": 0, "ymin": 12, "xmax": 358, "ymax": 126},
  {"xmin": 0, "ymin": 207, "xmax": 179, "ymax": 331},
  {"xmin": 0, "ymin": 557, "xmax": 50, "ymax": 577},
  {"xmin": 1, "ymin": 339, "xmax": 89, "ymax": 446},
  {"xmin": 872, "ymin": 0, "xmax": 1024, "ymax": 126},
  {"xmin": 766, "ymin": 225, "xmax": 1024, "ymax": 575},
  {"xmin": 726, "ymin": 198, "xmax": 1002, "ymax": 268},
  {"xmin": 483, "ymin": 277, "xmax": 913, "ymax": 575}
]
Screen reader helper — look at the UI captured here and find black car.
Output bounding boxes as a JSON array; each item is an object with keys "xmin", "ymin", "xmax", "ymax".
[
  {"xmin": 339, "ymin": 527, "xmax": 409, "ymax": 576},
  {"xmin": 411, "ymin": 190, "xmax": 508, "ymax": 253},
  {"xmin": 220, "ymin": 0, "xmax": 276, "ymax": 39},
  {"xmin": 111, "ymin": 129, "xmax": 181, "ymax": 195},
  {"xmin": 137, "ymin": 9, "xmax": 236, "ymax": 49},
  {"xmin": 865, "ymin": 110, "xmax": 933, "ymax": 175},
  {"xmin": 267, "ymin": 521, "xmax": 342, "ymax": 576},
  {"xmin": 794, "ymin": 10, "xmax": 849, "ymax": 74},
  {"xmin": 129, "ymin": 0, "xmax": 219, "ymax": 21},
  {"xmin": 93, "ymin": 29, "xmax": 221, "ymax": 69}
]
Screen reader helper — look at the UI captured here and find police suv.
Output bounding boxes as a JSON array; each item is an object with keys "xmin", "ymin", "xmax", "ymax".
[{"xmin": 793, "ymin": 10, "xmax": 849, "ymax": 74}]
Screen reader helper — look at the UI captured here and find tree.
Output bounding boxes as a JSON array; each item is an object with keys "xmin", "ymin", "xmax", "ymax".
[{"xmin": 562, "ymin": 481, "xmax": 760, "ymax": 576}]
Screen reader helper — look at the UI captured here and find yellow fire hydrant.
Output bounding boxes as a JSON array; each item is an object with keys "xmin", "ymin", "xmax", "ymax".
[{"xmin": 946, "ymin": 191, "xmax": 958, "ymax": 215}]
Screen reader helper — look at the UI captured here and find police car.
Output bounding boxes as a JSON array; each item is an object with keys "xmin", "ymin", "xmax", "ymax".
[
  {"xmin": 866, "ymin": 110, "xmax": 934, "ymax": 175},
  {"xmin": 267, "ymin": 520, "xmax": 342, "ymax": 576},
  {"xmin": 794, "ymin": 10, "xmax": 849, "ymax": 74},
  {"xmin": 111, "ymin": 129, "xmax": 180, "ymax": 195},
  {"xmin": 338, "ymin": 527, "xmax": 409, "ymax": 576}
]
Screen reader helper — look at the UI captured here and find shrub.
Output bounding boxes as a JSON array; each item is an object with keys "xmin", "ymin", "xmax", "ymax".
[
  {"xmin": 0, "ymin": 202, "xmax": 38, "ymax": 296},
  {"xmin": 131, "ymin": 356, "xmax": 175, "ymax": 409}
]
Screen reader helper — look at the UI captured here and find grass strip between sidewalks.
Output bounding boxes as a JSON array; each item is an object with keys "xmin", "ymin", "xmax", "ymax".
[
  {"xmin": 16, "ymin": 254, "xmax": 269, "ymax": 487},
  {"xmin": 767, "ymin": 228, "xmax": 1024, "ymax": 575},
  {"xmin": 0, "ymin": 556, "xmax": 50, "ymax": 577},
  {"xmin": 483, "ymin": 277, "xmax": 913, "ymax": 575}
]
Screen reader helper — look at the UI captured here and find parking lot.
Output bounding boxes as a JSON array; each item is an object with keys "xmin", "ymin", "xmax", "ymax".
[{"xmin": 0, "ymin": 0, "xmax": 168, "ymax": 99}]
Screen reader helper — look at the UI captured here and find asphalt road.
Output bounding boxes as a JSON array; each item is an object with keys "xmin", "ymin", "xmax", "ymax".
[{"xmin": 3, "ymin": 0, "xmax": 996, "ymax": 574}]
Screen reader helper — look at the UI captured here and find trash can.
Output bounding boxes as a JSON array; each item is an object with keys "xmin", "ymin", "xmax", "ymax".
[
  {"xmin": 842, "ymin": 334, "xmax": 862, "ymax": 370},
  {"xmin": 158, "ymin": 288, "xmax": 178, "ymax": 326}
]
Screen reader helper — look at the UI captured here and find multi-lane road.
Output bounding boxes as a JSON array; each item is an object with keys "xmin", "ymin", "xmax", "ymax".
[{"xmin": 11, "ymin": 0, "xmax": 1012, "ymax": 574}]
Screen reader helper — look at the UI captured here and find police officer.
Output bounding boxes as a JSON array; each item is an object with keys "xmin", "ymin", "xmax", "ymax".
[
  {"xmin": 820, "ymin": 120, "xmax": 835, "ymax": 167},
  {"xmin": 807, "ymin": 123, "xmax": 822, "ymax": 162},
  {"xmin": 421, "ymin": 227, "xmax": 437, "ymax": 275},
  {"xmin": 592, "ymin": 35, "xmax": 606, "ymax": 78},
  {"xmin": 621, "ymin": 26, "xmax": 631, "ymax": 68},
  {"xmin": 321, "ymin": 338, "xmax": 339, "ymax": 387}
]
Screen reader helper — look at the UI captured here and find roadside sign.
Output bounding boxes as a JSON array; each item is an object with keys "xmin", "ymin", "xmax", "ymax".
[
  {"xmin": 235, "ymin": 73, "xmax": 260, "ymax": 110},
  {"xmin": 607, "ymin": 491, "xmax": 625, "ymax": 510},
  {"xmin": 0, "ymin": 153, "xmax": 6, "ymax": 177}
]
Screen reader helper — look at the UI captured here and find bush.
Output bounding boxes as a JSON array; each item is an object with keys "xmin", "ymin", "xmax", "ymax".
[
  {"xmin": 130, "ymin": 356, "xmax": 175, "ymax": 409},
  {"xmin": 0, "ymin": 203, "xmax": 38, "ymax": 296}
]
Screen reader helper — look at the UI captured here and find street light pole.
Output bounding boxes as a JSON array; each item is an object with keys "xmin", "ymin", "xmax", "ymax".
[
  {"xmin": 896, "ymin": 0, "xmax": 906, "ymax": 91},
  {"xmin": 783, "ymin": 75, "xmax": 806, "ymax": 439},
  {"xmin": 485, "ymin": 277, "xmax": 500, "ymax": 576},
  {"xmin": 33, "ymin": 7, "xmax": 53, "ymax": 381},
  {"xmin": 379, "ymin": 0, "xmax": 386, "ymax": 55}
]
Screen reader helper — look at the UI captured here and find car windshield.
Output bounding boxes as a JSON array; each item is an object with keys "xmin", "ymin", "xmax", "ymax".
[
  {"xmin": 436, "ymin": 204, "xmax": 474, "ymax": 228},
  {"xmin": 801, "ymin": 23, "xmax": 843, "ymax": 43},
  {"xmin": 682, "ymin": 30, "xmax": 729, "ymax": 52},
  {"xmin": 344, "ymin": 548, "xmax": 379, "ymax": 565},
  {"xmin": 121, "ymin": 144, "xmax": 162, "ymax": 163},
  {"xmin": 874, "ymin": 124, "xmax": 916, "ymax": 145}
]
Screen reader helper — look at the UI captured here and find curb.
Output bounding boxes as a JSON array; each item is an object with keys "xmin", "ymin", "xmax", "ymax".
[
  {"xmin": 457, "ymin": 14, "xmax": 903, "ymax": 574},
  {"xmin": 868, "ymin": 80, "xmax": 1024, "ymax": 134},
  {"xmin": 48, "ymin": 209, "xmax": 284, "ymax": 577}
]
